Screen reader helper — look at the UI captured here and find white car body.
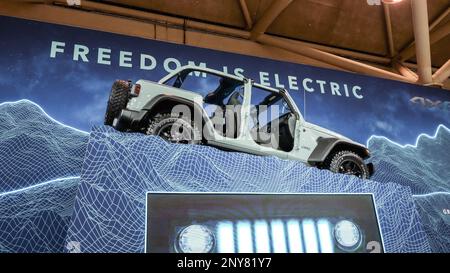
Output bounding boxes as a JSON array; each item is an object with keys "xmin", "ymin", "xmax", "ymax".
[{"xmin": 113, "ymin": 65, "xmax": 372, "ymax": 174}]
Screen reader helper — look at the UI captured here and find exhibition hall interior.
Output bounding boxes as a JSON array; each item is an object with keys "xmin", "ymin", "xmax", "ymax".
[{"xmin": 0, "ymin": 0, "xmax": 449, "ymax": 258}]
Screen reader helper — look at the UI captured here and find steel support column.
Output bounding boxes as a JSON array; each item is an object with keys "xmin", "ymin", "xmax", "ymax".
[{"xmin": 410, "ymin": 0, "xmax": 433, "ymax": 84}]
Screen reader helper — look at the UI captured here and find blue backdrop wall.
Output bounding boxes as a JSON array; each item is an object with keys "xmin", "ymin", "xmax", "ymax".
[{"xmin": 0, "ymin": 15, "xmax": 448, "ymax": 252}]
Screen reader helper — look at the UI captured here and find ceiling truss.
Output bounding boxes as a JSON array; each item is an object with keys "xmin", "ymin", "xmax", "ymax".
[{"xmin": 8, "ymin": 0, "xmax": 450, "ymax": 88}]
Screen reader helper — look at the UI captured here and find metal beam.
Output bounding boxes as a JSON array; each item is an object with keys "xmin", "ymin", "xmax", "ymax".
[
  {"xmin": 286, "ymin": 38, "xmax": 391, "ymax": 65},
  {"xmin": 238, "ymin": 0, "xmax": 252, "ymax": 29},
  {"xmin": 400, "ymin": 20, "xmax": 450, "ymax": 62},
  {"xmin": 54, "ymin": 0, "xmax": 391, "ymax": 64},
  {"xmin": 185, "ymin": 20, "xmax": 250, "ymax": 39},
  {"xmin": 429, "ymin": 21, "xmax": 450, "ymax": 45},
  {"xmin": 398, "ymin": 6, "xmax": 450, "ymax": 62},
  {"xmin": 383, "ymin": 3, "xmax": 395, "ymax": 57},
  {"xmin": 11, "ymin": 0, "xmax": 48, "ymax": 2},
  {"xmin": 250, "ymin": 0, "xmax": 292, "ymax": 40},
  {"xmin": 68, "ymin": 0, "xmax": 184, "ymax": 25},
  {"xmin": 433, "ymin": 59, "xmax": 450, "ymax": 84},
  {"xmin": 444, "ymin": 78, "xmax": 450, "ymax": 90},
  {"xmin": 393, "ymin": 61, "xmax": 418, "ymax": 81},
  {"xmin": 257, "ymin": 34, "xmax": 413, "ymax": 83},
  {"xmin": 429, "ymin": 7, "xmax": 450, "ymax": 30},
  {"xmin": 403, "ymin": 62, "xmax": 439, "ymax": 73},
  {"xmin": 11, "ymin": 0, "xmax": 413, "ymax": 83},
  {"xmin": 410, "ymin": 0, "xmax": 433, "ymax": 84}
]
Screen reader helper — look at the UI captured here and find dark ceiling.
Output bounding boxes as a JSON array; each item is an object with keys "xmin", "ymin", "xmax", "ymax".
[{"xmin": 100, "ymin": 0, "xmax": 449, "ymax": 67}]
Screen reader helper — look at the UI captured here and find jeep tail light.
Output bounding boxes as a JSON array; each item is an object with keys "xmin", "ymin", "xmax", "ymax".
[{"xmin": 131, "ymin": 84, "xmax": 141, "ymax": 97}]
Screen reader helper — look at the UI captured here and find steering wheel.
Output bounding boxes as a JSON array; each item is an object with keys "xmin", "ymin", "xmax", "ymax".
[{"xmin": 226, "ymin": 89, "xmax": 244, "ymax": 105}]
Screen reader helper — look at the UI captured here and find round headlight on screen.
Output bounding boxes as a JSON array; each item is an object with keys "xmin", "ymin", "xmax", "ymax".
[
  {"xmin": 176, "ymin": 224, "xmax": 215, "ymax": 253},
  {"xmin": 334, "ymin": 220, "xmax": 362, "ymax": 251}
]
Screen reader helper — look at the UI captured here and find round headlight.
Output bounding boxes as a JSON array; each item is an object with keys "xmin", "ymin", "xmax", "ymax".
[
  {"xmin": 334, "ymin": 220, "xmax": 361, "ymax": 251},
  {"xmin": 176, "ymin": 224, "xmax": 215, "ymax": 253}
]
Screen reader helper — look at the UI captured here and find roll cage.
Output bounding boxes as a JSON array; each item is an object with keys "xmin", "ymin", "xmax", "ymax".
[{"xmin": 159, "ymin": 65, "xmax": 303, "ymax": 122}]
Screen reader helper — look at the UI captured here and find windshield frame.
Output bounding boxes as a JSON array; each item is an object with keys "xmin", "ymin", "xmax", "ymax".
[
  {"xmin": 252, "ymin": 82, "xmax": 302, "ymax": 122},
  {"xmin": 159, "ymin": 66, "xmax": 244, "ymax": 85}
]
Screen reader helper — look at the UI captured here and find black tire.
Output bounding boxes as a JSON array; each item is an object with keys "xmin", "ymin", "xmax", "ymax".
[
  {"xmin": 146, "ymin": 113, "xmax": 201, "ymax": 144},
  {"xmin": 328, "ymin": 150, "xmax": 370, "ymax": 179},
  {"xmin": 104, "ymin": 80, "xmax": 130, "ymax": 126}
]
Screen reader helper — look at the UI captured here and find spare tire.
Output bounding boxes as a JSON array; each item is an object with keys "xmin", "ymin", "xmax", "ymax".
[{"xmin": 104, "ymin": 80, "xmax": 130, "ymax": 126}]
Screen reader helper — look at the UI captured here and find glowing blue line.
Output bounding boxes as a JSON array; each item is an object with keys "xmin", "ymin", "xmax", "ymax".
[
  {"xmin": 0, "ymin": 176, "xmax": 81, "ymax": 197},
  {"xmin": 236, "ymin": 220, "xmax": 253, "ymax": 253},
  {"xmin": 413, "ymin": 192, "xmax": 450, "ymax": 198},
  {"xmin": 254, "ymin": 220, "xmax": 270, "ymax": 253},
  {"xmin": 217, "ymin": 221, "xmax": 235, "ymax": 253},
  {"xmin": 0, "ymin": 99, "xmax": 89, "ymax": 135},
  {"xmin": 366, "ymin": 124, "xmax": 449, "ymax": 148},
  {"xmin": 317, "ymin": 219, "xmax": 334, "ymax": 253},
  {"xmin": 270, "ymin": 220, "xmax": 287, "ymax": 253},
  {"xmin": 286, "ymin": 219, "xmax": 303, "ymax": 253},
  {"xmin": 302, "ymin": 219, "xmax": 319, "ymax": 253}
]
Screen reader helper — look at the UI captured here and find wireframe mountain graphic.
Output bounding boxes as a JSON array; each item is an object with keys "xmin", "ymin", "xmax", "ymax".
[
  {"xmin": 65, "ymin": 126, "xmax": 431, "ymax": 253},
  {"xmin": 413, "ymin": 192, "xmax": 450, "ymax": 253},
  {"xmin": 0, "ymin": 100, "xmax": 446, "ymax": 252},
  {"xmin": 0, "ymin": 176, "xmax": 80, "ymax": 253},
  {"xmin": 368, "ymin": 125, "xmax": 450, "ymax": 195},
  {"xmin": 0, "ymin": 100, "xmax": 88, "ymax": 192}
]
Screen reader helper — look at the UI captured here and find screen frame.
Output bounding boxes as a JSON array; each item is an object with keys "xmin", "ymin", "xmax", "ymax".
[{"xmin": 144, "ymin": 191, "xmax": 385, "ymax": 253}]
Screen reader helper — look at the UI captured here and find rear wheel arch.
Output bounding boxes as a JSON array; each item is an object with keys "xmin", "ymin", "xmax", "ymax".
[
  {"xmin": 140, "ymin": 96, "xmax": 213, "ymax": 140},
  {"xmin": 147, "ymin": 98, "xmax": 192, "ymax": 118}
]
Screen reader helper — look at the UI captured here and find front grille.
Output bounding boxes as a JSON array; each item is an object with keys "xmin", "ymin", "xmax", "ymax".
[{"xmin": 173, "ymin": 217, "xmax": 365, "ymax": 253}]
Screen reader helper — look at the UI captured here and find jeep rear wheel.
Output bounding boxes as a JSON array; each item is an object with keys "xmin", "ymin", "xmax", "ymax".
[
  {"xmin": 147, "ymin": 113, "xmax": 201, "ymax": 144},
  {"xmin": 104, "ymin": 80, "xmax": 130, "ymax": 126},
  {"xmin": 328, "ymin": 151, "xmax": 369, "ymax": 179}
]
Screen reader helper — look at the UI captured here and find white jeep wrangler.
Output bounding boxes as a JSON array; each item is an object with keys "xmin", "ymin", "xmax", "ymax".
[{"xmin": 105, "ymin": 66, "xmax": 374, "ymax": 179}]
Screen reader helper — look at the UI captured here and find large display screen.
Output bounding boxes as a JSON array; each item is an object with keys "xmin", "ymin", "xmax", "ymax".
[{"xmin": 145, "ymin": 193, "xmax": 384, "ymax": 253}]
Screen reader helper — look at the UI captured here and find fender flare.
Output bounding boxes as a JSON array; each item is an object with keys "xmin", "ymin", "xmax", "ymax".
[
  {"xmin": 307, "ymin": 137, "xmax": 370, "ymax": 164},
  {"xmin": 139, "ymin": 95, "xmax": 215, "ymax": 139}
]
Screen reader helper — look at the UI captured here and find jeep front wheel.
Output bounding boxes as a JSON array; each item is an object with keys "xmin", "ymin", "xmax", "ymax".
[
  {"xmin": 328, "ymin": 151, "xmax": 369, "ymax": 179},
  {"xmin": 147, "ymin": 113, "xmax": 201, "ymax": 144}
]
